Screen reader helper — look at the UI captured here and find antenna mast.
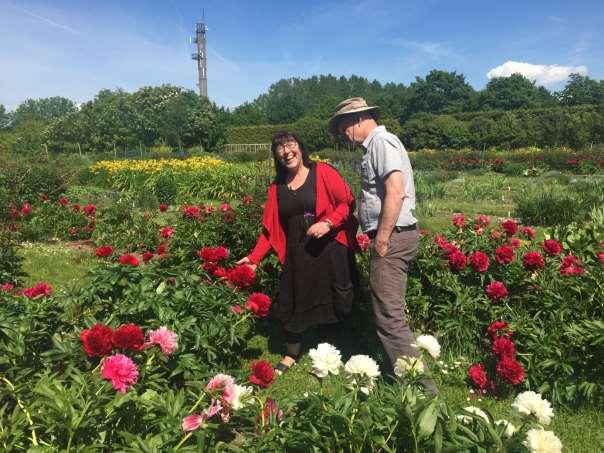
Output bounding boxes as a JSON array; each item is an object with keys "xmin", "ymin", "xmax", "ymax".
[{"xmin": 191, "ymin": 14, "xmax": 208, "ymax": 98}]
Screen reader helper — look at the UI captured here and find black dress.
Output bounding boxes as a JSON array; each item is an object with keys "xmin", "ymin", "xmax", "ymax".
[{"xmin": 275, "ymin": 164, "xmax": 356, "ymax": 334}]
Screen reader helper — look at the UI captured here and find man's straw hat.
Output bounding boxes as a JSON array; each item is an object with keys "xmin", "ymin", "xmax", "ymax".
[{"xmin": 328, "ymin": 97, "xmax": 380, "ymax": 134}]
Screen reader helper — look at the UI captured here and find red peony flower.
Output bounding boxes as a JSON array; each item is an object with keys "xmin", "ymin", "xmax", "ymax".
[
  {"xmin": 213, "ymin": 266, "xmax": 227, "ymax": 278},
  {"xmin": 598, "ymin": 252, "xmax": 604, "ymax": 264},
  {"xmin": 468, "ymin": 363, "xmax": 489, "ymax": 389},
  {"xmin": 485, "ymin": 281, "xmax": 508, "ymax": 301},
  {"xmin": 249, "ymin": 360, "xmax": 274, "ymax": 388},
  {"xmin": 205, "ymin": 205, "xmax": 216, "ymax": 214},
  {"xmin": 542, "ymin": 239, "xmax": 562, "ymax": 256},
  {"xmin": 523, "ymin": 251, "xmax": 544, "ymax": 270},
  {"xmin": 520, "ymin": 226, "xmax": 537, "ymax": 240},
  {"xmin": 22, "ymin": 282, "xmax": 52, "ymax": 298},
  {"xmin": 261, "ymin": 399, "xmax": 284, "ymax": 425},
  {"xmin": 156, "ymin": 242, "xmax": 168, "ymax": 257},
  {"xmin": 448, "ymin": 250, "xmax": 467, "ymax": 270},
  {"xmin": 199, "ymin": 246, "xmax": 229, "ymax": 263},
  {"xmin": 356, "ymin": 234, "xmax": 371, "ymax": 252},
  {"xmin": 470, "ymin": 251, "xmax": 490, "ymax": 273},
  {"xmin": 0, "ymin": 282, "xmax": 15, "ymax": 292},
  {"xmin": 112, "ymin": 324, "xmax": 145, "ymax": 352},
  {"xmin": 500, "ymin": 219, "xmax": 518, "ymax": 236},
  {"xmin": 492, "ymin": 337, "xmax": 515, "ymax": 358},
  {"xmin": 159, "ymin": 203, "xmax": 168, "ymax": 212},
  {"xmin": 434, "ymin": 234, "xmax": 458, "ymax": 255},
  {"xmin": 71, "ymin": 203, "xmax": 81, "ymax": 213},
  {"xmin": 119, "ymin": 254, "xmax": 140, "ymax": 266},
  {"xmin": 231, "ymin": 304, "xmax": 243, "ymax": 314},
  {"xmin": 246, "ymin": 292, "xmax": 272, "ymax": 317},
  {"xmin": 495, "ymin": 245, "xmax": 515, "ymax": 265},
  {"xmin": 559, "ymin": 255, "xmax": 584, "ymax": 276},
  {"xmin": 495, "ymin": 356, "xmax": 525, "ymax": 385},
  {"xmin": 487, "ymin": 321, "xmax": 511, "ymax": 339},
  {"xmin": 80, "ymin": 323, "xmax": 114, "ymax": 357},
  {"xmin": 182, "ymin": 205, "xmax": 201, "ymax": 219},
  {"xmin": 223, "ymin": 211, "xmax": 235, "ymax": 223},
  {"xmin": 227, "ymin": 265, "xmax": 256, "ymax": 289},
  {"xmin": 507, "ymin": 237, "xmax": 521, "ymax": 249},
  {"xmin": 20, "ymin": 203, "xmax": 32, "ymax": 215},
  {"xmin": 220, "ymin": 203, "xmax": 232, "ymax": 212},
  {"xmin": 142, "ymin": 251, "xmax": 154, "ymax": 263},
  {"xmin": 95, "ymin": 245, "xmax": 113, "ymax": 257},
  {"xmin": 83, "ymin": 204, "xmax": 96, "ymax": 216},
  {"xmin": 159, "ymin": 226, "xmax": 175, "ymax": 239},
  {"xmin": 475, "ymin": 214, "xmax": 491, "ymax": 227},
  {"xmin": 452, "ymin": 213, "xmax": 465, "ymax": 228},
  {"xmin": 59, "ymin": 196, "xmax": 69, "ymax": 206}
]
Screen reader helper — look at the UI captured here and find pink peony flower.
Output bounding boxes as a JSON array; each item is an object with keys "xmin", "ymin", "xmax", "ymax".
[
  {"xmin": 520, "ymin": 226, "xmax": 537, "ymax": 240},
  {"xmin": 475, "ymin": 214, "xmax": 491, "ymax": 227},
  {"xmin": 159, "ymin": 226, "xmax": 175, "ymax": 239},
  {"xmin": 22, "ymin": 282, "xmax": 52, "ymax": 298},
  {"xmin": 182, "ymin": 414, "xmax": 204, "ymax": 432},
  {"xmin": 206, "ymin": 373, "xmax": 235, "ymax": 392},
  {"xmin": 0, "ymin": 282, "xmax": 15, "ymax": 292},
  {"xmin": 148, "ymin": 326, "xmax": 178, "ymax": 354},
  {"xmin": 452, "ymin": 213, "xmax": 465, "ymax": 228},
  {"xmin": 100, "ymin": 353, "xmax": 139, "ymax": 394}
]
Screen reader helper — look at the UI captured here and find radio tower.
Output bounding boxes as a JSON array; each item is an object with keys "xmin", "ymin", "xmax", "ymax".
[{"xmin": 191, "ymin": 18, "xmax": 208, "ymax": 98}]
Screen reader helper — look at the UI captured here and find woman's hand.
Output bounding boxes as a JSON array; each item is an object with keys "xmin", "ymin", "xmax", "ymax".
[
  {"xmin": 236, "ymin": 256, "xmax": 257, "ymax": 272},
  {"xmin": 306, "ymin": 221, "xmax": 331, "ymax": 239}
]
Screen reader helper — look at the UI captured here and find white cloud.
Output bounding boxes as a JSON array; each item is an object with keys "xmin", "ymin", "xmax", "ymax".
[{"xmin": 486, "ymin": 61, "xmax": 587, "ymax": 86}]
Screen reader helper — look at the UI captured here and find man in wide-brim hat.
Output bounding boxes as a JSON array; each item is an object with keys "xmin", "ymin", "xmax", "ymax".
[{"xmin": 329, "ymin": 97, "xmax": 438, "ymax": 394}]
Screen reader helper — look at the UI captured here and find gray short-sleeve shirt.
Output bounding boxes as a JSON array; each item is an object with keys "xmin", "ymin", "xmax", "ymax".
[{"xmin": 359, "ymin": 126, "xmax": 417, "ymax": 232}]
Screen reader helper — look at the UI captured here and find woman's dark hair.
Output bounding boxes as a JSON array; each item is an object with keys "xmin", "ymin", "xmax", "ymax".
[{"xmin": 271, "ymin": 131, "xmax": 313, "ymax": 183}]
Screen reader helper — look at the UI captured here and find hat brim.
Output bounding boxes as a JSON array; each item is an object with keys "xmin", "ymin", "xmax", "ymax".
[{"xmin": 328, "ymin": 106, "xmax": 380, "ymax": 135}]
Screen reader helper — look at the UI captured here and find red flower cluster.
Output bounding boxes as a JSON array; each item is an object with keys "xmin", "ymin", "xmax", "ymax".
[
  {"xmin": 159, "ymin": 226, "xmax": 175, "ymax": 239},
  {"xmin": 559, "ymin": 255, "xmax": 584, "ymax": 276},
  {"xmin": 20, "ymin": 203, "xmax": 33, "ymax": 216},
  {"xmin": 475, "ymin": 214, "xmax": 491, "ymax": 227},
  {"xmin": 80, "ymin": 323, "xmax": 149, "ymax": 358},
  {"xmin": 156, "ymin": 242, "xmax": 168, "ymax": 257},
  {"xmin": 22, "ymin": 282, "xmax": 52, "ymax": 298},
  {"xmin": 249, "ymin": 360, "xmax": 274, "ymax": 388},
  {"xmin": 452, "ymin": 213, "xmax": 465, "ymax": 228},
  {"xmin": 220, "ymin": 203, "xmax": 232, "ymax": 212},
  {"xmin": 485, "ymin": 281, "xmax": 508, "ymax": 302},
  {"xmin": 246, "ymin": 292, "xmax": 272, "ymax": 317},
  {"xmin": 468, "ymin": 320, "xmax": 524, "ymax": 394},
  {"xmin": 95, "ymin": 245, "xmax": 113, "ymax": 257},
  {"xmin": 119, "ymin": 254, "xmax": 140, "ymax": 266},
  {"xmin": 182, "ymin": 205, "xmax": 201, "ymax": 219},
  {"xmin": 500, "ymin": 219, "xmax": 518, "ymax": 236},
  {"xmin": 226, "ymin": 265, "xmax": 255, "ymax": 289},
  {"xmin": 199, "ymin": 246, "xmax": 229, "ymax": 272},
  {"xmin": 520, "ymin": 226, "xmax": 536, "ymax": 239},
  {"xmin": 542, "ymin": 239, "xmax": 562, "ymax": 256},
  {"xmin": 59, "ymin": 196, "xmax": 69, "ymax": 206},
  {"xmin": 598, "ymin": 252, "xmax": 604, "ymax": 264},
  {"xmin": 495, "ymin": 245, "xmax": 514, "ymax": 265},
  {"xmin": 83, "ymin": 204, "xmax": 96, "ymax": 216},
  {"xmin": 522, "ymin": 251, "xmax": 544, "ymax": 270},
  {"xmin": 356, "ymin": 234, "xmax": 371, "ymax": 252},
  {"xmin": 159, "ymin": 203, "xmax": 169, "ymax": 212},
  {"xmin": 470, "ymin": 251, "xmax": 490, "ymax": 273},
  {"xmin": 448, "ymin": 250, "xmax": 467, "ymax": 270},
  {"xmin": 142, "ymin": 251, "xmax": 154, "ymax": 263}
]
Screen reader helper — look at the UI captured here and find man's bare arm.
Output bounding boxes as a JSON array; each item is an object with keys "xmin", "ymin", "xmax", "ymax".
[{"xmin": 375, "ymin": 170, "xmax": 405, "ymax": 256}]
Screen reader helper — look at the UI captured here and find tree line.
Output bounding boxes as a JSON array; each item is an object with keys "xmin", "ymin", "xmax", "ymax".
[{"xmin": 1, "ymin": 71, "xmax": 603, "ymax": 154}]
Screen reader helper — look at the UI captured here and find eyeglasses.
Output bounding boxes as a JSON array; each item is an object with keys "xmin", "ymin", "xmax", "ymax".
[{"xmin": 276, "ymin": 142, "xmax": 297, "ymax": 153}]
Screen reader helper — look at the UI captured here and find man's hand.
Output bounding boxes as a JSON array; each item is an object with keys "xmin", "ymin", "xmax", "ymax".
[
  {"xmin": 374, "ymin": 232, "xmax": 389, "ymax": 257},
  {"xmin": 235, "ymin": 256, "xmax": 257, "ymax": 272}
]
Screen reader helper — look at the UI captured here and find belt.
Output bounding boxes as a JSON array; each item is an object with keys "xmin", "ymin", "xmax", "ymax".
[{"xmin": 367, "ymin": 224, "xmax": 416, "ymax": 239}]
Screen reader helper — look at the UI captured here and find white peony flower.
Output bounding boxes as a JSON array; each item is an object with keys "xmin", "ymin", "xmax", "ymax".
[
  {"xmin": 495, "ymin": 419, "xmax": 517, "ymax": 438},
  {"xmin": 308, "ymin": 343, "xmax": 343, "ymax": 378},
  {"xmin": 411, "ymin": 335, "xmax": 441, "ymax": 359},
  {"xmin": 344, "ymin": 355, "xmax": 381, "ymax": 378},
  {"xmin": 344, "ymin": 355, "xmax": 380, "ymax": 394},
  {"xmin": 523, "ymin": 428, "xmax": 562, "ymax": 453},
  {"xmin": 512, "ymin": 391, "xmax": 554, "ymax": 425},
  {"xmin": 230, "ymin": 384, "xmax": 253, "ymax": 411},
  {"xmin": 394, "ymin": 356, "xmax": 425, "ymax": 377},
  {"xmin": 456, "ymin": 406, "xmax": 489, "ymax": 424}
]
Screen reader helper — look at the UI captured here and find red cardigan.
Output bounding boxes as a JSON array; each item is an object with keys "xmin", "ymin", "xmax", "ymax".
[{"xmin": 248, "ymin": 162, "xmax": 359, "ymax": 265}]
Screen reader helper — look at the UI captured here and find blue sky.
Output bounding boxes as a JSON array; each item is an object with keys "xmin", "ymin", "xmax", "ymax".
[{"xmin": 1, "ymin": 0, "xmax": 603, "ymax": 111}]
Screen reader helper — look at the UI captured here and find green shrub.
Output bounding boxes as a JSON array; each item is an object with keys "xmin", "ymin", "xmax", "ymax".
[{"xmin": 0, "ymin": 230, "xmax": 25, "ymax": 286}]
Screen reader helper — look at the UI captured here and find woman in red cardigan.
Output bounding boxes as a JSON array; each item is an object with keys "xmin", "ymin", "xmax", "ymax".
[{"xmin": 237, "ymin": 132, "xmax": 358, "ymax": 374}]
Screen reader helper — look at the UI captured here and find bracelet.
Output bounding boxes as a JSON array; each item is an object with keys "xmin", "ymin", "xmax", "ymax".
[{"xmin": 324, "ymin": 219, "xmax": 333, "ymax": 229}]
